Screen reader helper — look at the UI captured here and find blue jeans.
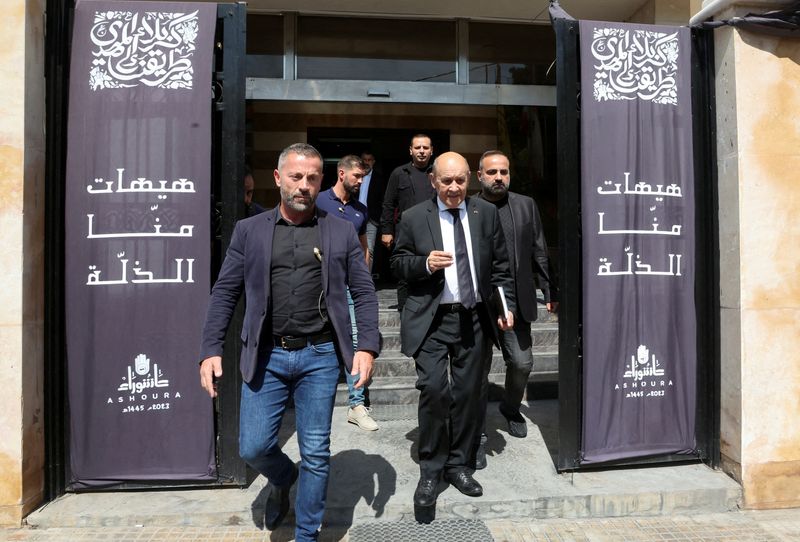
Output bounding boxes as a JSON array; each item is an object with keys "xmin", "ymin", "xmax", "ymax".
[
  {"xmin": 346, "ymin": 288, "xmax": 366, "ymax": 407},
  {"xmin": 239, "ymin": 341, "xmax": 339, "ymax": 542}
]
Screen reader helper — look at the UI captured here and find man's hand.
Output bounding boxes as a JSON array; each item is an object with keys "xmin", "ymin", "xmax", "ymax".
[
  {"xmin": 199, "ymin": 356, "xmax": 223, "ymax": 398},
  {"xmin": 547, "ymin": 302, "xmax": 559, "ymax": 313},
  {"xmin": 426, "ymin": 250, "xmax": 454, "ymax": 273},
  {"xmin": 381, "ymin": 234, "xmax": 394, "ymax": 248},
  {"xmin": 351, "ymin": 350, "xmax": 375, "ymax": 389},
  {"xmin": 497, "ymin": 311, "xmax": 515, "ymax": 331}
]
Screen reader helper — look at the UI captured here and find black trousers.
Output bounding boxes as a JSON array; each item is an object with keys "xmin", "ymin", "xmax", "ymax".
[
  {"xmin": 396, "ymin": 279, "xmax": 408, "ymax": 311},
  {"xmin": 414, "ymin": 304, "xmax": 493, "ymax": 477}
]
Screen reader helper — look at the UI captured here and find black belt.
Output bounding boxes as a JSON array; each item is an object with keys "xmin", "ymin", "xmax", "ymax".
[
  {"xmin": 274, "ymin": 330, "xmax": 333, "ymax": 350},
  {"xmin": 438, "ymin": 303, "xmax": 469, "ymax": 313}
]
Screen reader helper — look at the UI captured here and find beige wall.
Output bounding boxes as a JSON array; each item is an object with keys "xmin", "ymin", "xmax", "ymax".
[
  {"xmin": 0, "ymin": 0, "xmax": 46, "ymax": 527},
  {"xmin": 627, "ymin": 0, "xmax": 691, "ymax": 24},
  {"xmin": 714, "ymin": 13, "xmax": 800, "ymax": 509}
]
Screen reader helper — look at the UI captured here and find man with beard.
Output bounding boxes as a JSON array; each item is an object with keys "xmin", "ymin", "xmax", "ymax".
[
  {"xmin": 316, "ymin": 155, "xmax": 379, "ymax": 431},
  {"xmin": 380, "ymin": 134, "xmax": 435, "ymax": 310},
  {"xmin": 199, "ymin": 144, "xmax": 380, "ymax": 541},
  {"xmin": 474, "ymin": 150, "xmax": 558, "ymax": 468},
  {"xmin": 244, "ymin": 167, "xmax": 266, "ymax": 217}
]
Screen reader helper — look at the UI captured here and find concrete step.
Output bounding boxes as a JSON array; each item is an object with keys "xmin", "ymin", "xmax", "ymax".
[
  {"xmin": 25, "ymin": 402, "xmax": 742, "ymax": 529},
  {"xmin": 336, "ymin": 367, "xmax": 558, "ymax": 407},
  {"xmin": 367, "ymin": 350, "xmax": 558, "ymax": 378},
  {"xmin": 375, "ymin": 288, "xmax": 558, "ymax": 324},
  {"xmin": 379, "ymin": 305, "xmax": 558, "ymax": 325},
  {"xmin": 378, "ymin": 323, "xmax": 559, "ymax": 351}
]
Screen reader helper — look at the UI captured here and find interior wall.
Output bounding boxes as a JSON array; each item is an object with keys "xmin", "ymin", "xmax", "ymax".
[{"xmin": 247, "ymin": 101, "xmax": 498, "ymax": 207}]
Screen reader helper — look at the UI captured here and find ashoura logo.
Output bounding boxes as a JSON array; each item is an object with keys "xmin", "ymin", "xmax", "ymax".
[
  {"xmin": 109, "ymin": 353, "xmax": 181, "ymax": 413},
  {"xmin": 616, "ymin": 344, "xmax": 673, "ymax": 398}
]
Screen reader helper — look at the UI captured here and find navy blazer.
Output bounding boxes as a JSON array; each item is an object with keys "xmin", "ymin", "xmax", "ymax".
[
  {"xmin": 199, "ymin": 206, "xmax": 380, "ymax": 383},
  {"xmin": 390, "ymin": 196, "xmax": 516, "ymax": 358}
]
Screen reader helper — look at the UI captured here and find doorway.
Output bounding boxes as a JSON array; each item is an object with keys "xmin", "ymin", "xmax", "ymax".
[{"xmin": 244, "ymin": 101, "xmax": 559, "ymax": 286}]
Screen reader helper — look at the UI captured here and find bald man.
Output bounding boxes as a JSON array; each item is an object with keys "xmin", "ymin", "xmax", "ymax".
[{"xmin": 391, "ymin": 152, "xmax": 515, "ymax": 521}]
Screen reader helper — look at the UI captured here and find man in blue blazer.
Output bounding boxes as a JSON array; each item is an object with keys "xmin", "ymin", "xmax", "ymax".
[{"xmin": 199, "ymin": 143, "xmax": 380, "ymax": 541}]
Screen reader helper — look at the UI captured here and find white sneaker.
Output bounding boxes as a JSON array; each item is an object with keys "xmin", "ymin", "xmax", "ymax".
[{"xmin": 347, "ymin": 405, "xmax": 379, "ymax": 431}]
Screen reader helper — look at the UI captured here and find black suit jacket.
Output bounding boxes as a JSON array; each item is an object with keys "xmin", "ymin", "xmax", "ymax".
[
  {"xmin": 477, "ymin": 191, "xmax": 556, "ymax": 323},
  {"xmin": 379, "ymin": 162, "xmax": 434, "ymax": 236},
  {"xmin": 390, "ymin": 196, "xmax": 516, "ymax": 358},
  {"xmin": 364, "ymin": 169, "xmax": 387, "ymax": 224},
  {"xmin": 199, "ymin": 206, "xmax": 381, "ymax": 383}
]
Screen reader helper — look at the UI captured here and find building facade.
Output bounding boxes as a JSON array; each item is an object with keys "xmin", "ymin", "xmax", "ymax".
[{"xmin": 1, "ymin": 0, "xmax": 798, "ymax": 525}]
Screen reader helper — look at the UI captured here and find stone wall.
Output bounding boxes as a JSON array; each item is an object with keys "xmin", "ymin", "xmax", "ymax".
[
  {"xmin": 714, "ymin": 14, "xmax": 800, "ymax": 509},
  {"xmin": 0, "ymin": 0, "xmax": 46, "ymax": 527}
]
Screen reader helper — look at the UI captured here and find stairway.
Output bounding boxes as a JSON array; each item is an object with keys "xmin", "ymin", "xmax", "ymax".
[{"xmin": 336, "ymin": 287, "xmax": 559, "ymax": 406}]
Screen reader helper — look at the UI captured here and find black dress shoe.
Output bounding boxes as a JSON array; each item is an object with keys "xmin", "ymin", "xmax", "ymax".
[
  {"xmin": 499, "ymin": 403, "xmax": 528, "ymax": 438},
  {"xmin": 413, "ymin": 477, "xmax": 438, "ymax": 523},
  {"xmin": 445, "ymin": 470, "xmax": 483, "ymax": 497},
  {"xmin": 263, "ymin": 464, "xmax": 299, "ymax": 531},
  {"xmin": 475, "ymin": 442, "xmax": 487, "ymax": 470}
]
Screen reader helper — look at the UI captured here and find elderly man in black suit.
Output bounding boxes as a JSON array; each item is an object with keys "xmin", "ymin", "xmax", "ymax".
[
  {"xmin": 199, "ymin": 143, "xmax": 380, "ymax": 541},
  {"xmin": 474, "ymin": 150, "xmax": 558, "ymax": 467},
  {"xmin": 391, "ymin": 151, "xmax": 515, "ymax": 522}
]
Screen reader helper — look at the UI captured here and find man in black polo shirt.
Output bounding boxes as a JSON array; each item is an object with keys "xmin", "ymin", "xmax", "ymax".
[{"xmin": 199, "ymin": 143, "xmax": 380, "ymax": 541}]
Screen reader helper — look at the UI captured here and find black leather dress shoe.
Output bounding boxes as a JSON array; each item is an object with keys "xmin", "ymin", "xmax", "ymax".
[
  {"xmin": 413, "ymin": 477, "xmax": 438, "ymax": 523},
  {"xmin": 414, "ymin": 477, "xmax": 437, "ymax": 506},
  {"xmin": 499, "ymin": 403, "xmax": 528, "ymax": 438},
  {"xmin": 263, "ymin": 464, "xmax": 299, "ymax": 531},
  {"xmin": 475, "ymin": 442, "xmax": 487, "ymax": 470},
  {"xmin": 445, "ymin": 470, "xmax": 483, "ymax": 497}
]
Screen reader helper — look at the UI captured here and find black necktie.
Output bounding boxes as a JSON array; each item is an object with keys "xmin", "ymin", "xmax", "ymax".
[{"xmin": 448, "ymin": 208, "xmax": 476, "ymax": 309}]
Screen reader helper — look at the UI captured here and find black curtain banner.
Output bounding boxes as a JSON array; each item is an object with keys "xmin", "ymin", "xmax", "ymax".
[
  {"xmin": 579, "ymin": 21, "xmax": 697, "ymax": 463},
  {"xmin": 65, "ymin": 1, "xmax": 217, "ymax": 487}
]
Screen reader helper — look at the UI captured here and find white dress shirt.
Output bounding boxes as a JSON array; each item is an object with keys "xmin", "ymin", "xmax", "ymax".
[
  {"xmin": 436, "ymin": 198, "xmax": 480, "ymax": 304},
  {"xmin": 358, "ymin": 169, "xmax": 372, "ymax": 207}
]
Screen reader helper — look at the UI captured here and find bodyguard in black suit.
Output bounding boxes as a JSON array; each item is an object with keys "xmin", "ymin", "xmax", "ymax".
[
  {"xmin": 391, "ymin": 152, "xmax": 515, "ymax": 521},
  {"xmin": 475, "ymin": 150, "xmax": 558, "ymax": 465}
]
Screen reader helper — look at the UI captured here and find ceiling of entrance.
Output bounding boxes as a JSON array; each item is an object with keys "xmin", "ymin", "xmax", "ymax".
[{"xmin": 243, "ymin": 0, "xmax": 659, "ymax": 23}]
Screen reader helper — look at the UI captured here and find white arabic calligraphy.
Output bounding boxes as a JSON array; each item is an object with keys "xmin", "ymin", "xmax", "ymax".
[
  {"xmin": 118, "ymin": 354, "xmax": 170, "ymax": 393},
  {"xmin": 623, "ymin": 345, "xmax": 665, "ymax": 381},
  {"xmin": 89, "ymin": 10, "xmax": 199, "ymax": 91},
  {"xmin": 87, "ymin": 257, "xmax": 195, "ymax": 286},
  {"xmin": 597, "ymin": 250, "xmax": 682, "ymax": 277},
  {"xmin": 598, "ymin": 212, "xmax": 682, "ymax": 236},
  {"xmin": 591, "ymin": 27, "xmax": 679, "ymax": 106}
]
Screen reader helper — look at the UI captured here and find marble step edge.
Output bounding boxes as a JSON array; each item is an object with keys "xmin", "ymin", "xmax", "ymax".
[
  {"xmin": 366, "ymin": 353, "xmax": 559, "ymax": 377},
  {"xmin": 25, "ymin": 486, "xmax": 742, "ymax": 528},
  {"xmin": 334, "ymin": 373, "xmax": 559, "ymax": 406}
]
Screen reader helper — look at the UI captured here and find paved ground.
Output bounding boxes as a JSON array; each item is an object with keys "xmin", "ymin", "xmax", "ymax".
[
  {"xmin": 8, "ymin": 401, "xmax": 758, "ymax": 541},
  {"xmin": 3, "ymin": 509, "xmax": 800, "ymax": 541}
]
